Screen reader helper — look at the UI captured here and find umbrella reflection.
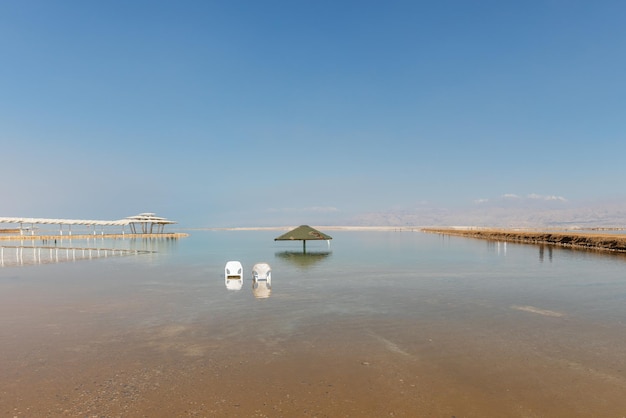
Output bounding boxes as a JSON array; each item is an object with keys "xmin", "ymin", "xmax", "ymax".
[{"xmin": 274, "ymin": 250, "xmax": 332, "ymax": 269}]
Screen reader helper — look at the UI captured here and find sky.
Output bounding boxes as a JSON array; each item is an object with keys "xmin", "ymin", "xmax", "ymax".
[{"xmin": 1, "ymin": 1, "xmax": 625, "ymax": 227}]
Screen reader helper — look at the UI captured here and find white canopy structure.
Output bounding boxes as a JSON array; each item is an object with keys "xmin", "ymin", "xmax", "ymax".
[
  {"xmin": 124, "ymin": 213, "xmax": 176, "ymax": 234},
  {"xmin": 0, "ymin": 213, "xmax": 176, "ymax": 236}
]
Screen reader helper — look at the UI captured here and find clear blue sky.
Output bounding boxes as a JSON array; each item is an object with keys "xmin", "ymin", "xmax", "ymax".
[{"xmin": 1, "ymin": 1, "xmax": 624, "ymax": 227}]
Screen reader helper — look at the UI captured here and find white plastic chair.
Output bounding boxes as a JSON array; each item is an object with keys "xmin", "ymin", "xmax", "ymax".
[
  {"xmin": 252, "ymin": 262, "xmax": 271, "ymax": 283},
  {"xmin": 251, "ymin": 262, "xmax": 272, "ymax": 299},
  {"xmin": 224, "ymin": 260, "xmax": 243, "ymax": 290}
]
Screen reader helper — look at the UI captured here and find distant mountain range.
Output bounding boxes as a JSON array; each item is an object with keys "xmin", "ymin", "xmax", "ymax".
[{"xmin": 348, "ymin": 199, "xmax": 626, "ymax": 228}]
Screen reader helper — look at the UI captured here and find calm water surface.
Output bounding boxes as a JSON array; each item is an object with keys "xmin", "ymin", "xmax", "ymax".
[
  {"xmin": 2, "ymin": 230, "xmax": 626, "ymax": 416},
  {"xmin": 2, "ymin": 229, "xmax": 626, "ymax": 349}
]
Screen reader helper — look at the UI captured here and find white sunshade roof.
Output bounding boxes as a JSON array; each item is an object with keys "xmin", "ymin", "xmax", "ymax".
[{"xmin": 0, "ymin": 213, "xmax": 176, "ymax": 226}]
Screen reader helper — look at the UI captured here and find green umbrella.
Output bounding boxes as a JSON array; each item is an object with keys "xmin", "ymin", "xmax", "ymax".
[{"xmin": 274, "ymin": 225, "xmax": 332, "ymax": 253}]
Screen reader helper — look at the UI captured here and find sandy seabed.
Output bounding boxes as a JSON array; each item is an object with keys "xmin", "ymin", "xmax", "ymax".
[{"xmin": 3, "ymin": 299, "xmax": 626, "ymax": 418}]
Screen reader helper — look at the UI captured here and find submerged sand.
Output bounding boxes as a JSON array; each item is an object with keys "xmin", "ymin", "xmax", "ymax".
[{"xmin": 3, "ymin": 297, "xmax": 626, "ymax": 417}]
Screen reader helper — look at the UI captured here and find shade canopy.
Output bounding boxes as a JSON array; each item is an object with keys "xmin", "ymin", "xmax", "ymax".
[{"xmin": 274, "ymin": 225, "xmax": 333, "ymax": 242}]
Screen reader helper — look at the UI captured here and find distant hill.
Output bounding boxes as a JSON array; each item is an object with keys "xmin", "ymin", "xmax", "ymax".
[{"xmin": 349, "ymin": 199, "xmax": 626, "ymax": 229}]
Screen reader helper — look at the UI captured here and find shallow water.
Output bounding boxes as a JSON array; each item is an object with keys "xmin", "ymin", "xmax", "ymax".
[{"xmin": 2, "ymin": 230, "xmax": 626, "ymax": 417}]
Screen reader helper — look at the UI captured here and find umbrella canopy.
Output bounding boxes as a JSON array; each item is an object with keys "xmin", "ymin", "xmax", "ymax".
[
  {"xmin": 275, "ymin": 225, "xmax": 332, "ymax": 241},
  {"xmin": 274, "ymin": 225, "xmax": 332, "ymax": 252}
]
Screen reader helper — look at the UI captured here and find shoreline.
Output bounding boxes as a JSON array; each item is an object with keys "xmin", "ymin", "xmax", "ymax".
[
  {"xmin": 8, "ymin": 225, "xmax": 626, "ymax": 253},
  {"xmin": 422, "ymin": 227, "xmax": 626, "ymax": 253},
  {"xmin": 188, "ymin": 226, "xmax": 423, "ymax": 232},
  {"xmin": 188, "ymin": 225, "xmax": 626, "ymax": 232}
]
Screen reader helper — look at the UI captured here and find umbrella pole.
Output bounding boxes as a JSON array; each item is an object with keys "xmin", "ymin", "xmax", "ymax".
[{"xmin": 303, "ymin": 240, "xmax": 306, "ymax": 253}]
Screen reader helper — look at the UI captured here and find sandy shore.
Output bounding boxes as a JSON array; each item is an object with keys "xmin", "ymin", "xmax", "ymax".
[{"xmin": 423, "ymin": 227, "xmax": 626, "ymax": 253}]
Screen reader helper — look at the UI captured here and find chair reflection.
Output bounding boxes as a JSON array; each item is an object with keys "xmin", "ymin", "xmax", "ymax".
[
  {"xmin": 224, "ymin": 260, "xmax": 244, "ymax": 290},
  {"xmin": 252, "ymin": 262, "xmax": 271, "ymax": 299}
]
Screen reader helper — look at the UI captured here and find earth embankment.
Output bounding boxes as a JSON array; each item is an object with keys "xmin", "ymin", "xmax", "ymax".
[{"xmin": 422, "ymin": 228, "xmax": 626, "ymax": 253}]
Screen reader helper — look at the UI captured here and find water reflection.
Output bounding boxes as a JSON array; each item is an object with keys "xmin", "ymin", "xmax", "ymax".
[
  {"xmin": 225, "ymin": 278, "xmax": 244, "ymax": 290},
  {"xmin": 252, "ymin": 263, "xmax": 272, "ymax": 299},
  {"xmin": 539, "ymin": 245, "xmax": 553, "ymax": 262},
  {"xmin": 486, "ymin": 241, "xmax": 507, "ymax": 255},
  {"xmin": 252, "ymin": 280, "xmax": 271, "ymax": 299},
  {"xmin": 274, "ymin": 251, "xmax": 332, "ymax": 269},
  {"xmin": 0, "ymin": 244, "xmax": 153, "ymax": 267},
  {"xmin": 0, "ymin": 236, "xmax": 179, "ymax": 268},
  {"xmin": 3, "ymin": 236, "xmax": 180, "ymax": 252},
  {"xmin": 126, "ymin": 237, "xmax": 180, "ymax": 253}
]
